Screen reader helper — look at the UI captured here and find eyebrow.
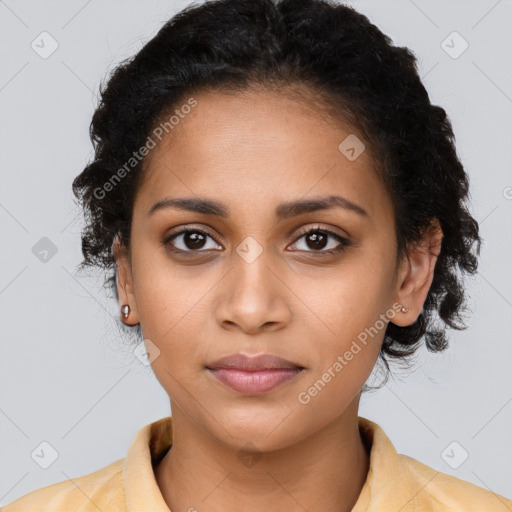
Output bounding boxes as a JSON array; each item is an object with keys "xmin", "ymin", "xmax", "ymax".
[{"xmin": 148, "ymin": 195, "xmax": 368, "ymax": 219}]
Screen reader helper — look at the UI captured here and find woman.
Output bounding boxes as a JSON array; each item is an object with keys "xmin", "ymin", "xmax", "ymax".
[{"xmin": 4, "ymin": 0, "xmax": 511, "ymax": 510}]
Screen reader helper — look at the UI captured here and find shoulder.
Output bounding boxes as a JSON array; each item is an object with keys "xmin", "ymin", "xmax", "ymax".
[
  {"xmin": 397, "ymin": 453, "xmax": 512, "ymax": 511},
  {"xmin": 356, "ymin": 416, "xmax": 511, "ymax": 511},
  {"xmin": 2, "ymin": 458, "xmax": 125, "ymax": 512}
]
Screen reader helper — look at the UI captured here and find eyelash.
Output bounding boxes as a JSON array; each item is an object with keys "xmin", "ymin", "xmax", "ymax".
[
  {"xmin": 163, "ymin": 225, "xmax": 351, "ymax": 255},
  {"xmin": 291, "ymin": 225, "xmax": 351, "ymax": 255}
]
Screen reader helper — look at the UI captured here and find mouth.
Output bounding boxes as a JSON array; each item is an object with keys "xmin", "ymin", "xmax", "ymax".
[{"xmin": 206, "ymin": 353, "xmax": 305, "ymax": 395}]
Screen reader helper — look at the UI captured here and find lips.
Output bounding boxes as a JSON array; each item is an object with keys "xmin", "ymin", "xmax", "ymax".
[
  {"xmin": 206, "ymin": 353, "xmax": 305, "ymax": 394},
  {"xmin": 207, "ymin": 353, "xmax": 303, "ymax": 371}
]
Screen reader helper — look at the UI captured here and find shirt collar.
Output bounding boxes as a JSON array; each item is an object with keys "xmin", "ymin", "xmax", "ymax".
[
  {"xmin": 122, "ymin": 415, "xmax": 409, "ymax": 512},
  {"xmin": 123, "ymin": 416, "xmax": 173, "ymax": 511},
  {"xmin": 352, "ymin": 416, "xmax": 417, "ymax": 511}
]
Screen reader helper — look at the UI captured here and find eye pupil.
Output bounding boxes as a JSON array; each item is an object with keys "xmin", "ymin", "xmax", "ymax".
[
  {"xmin": 306, "ymin": 231, "xmax": 328, "ymax": 250},
  {"xmin": 185, "ymin": 231, "xmax": 207, "ymax": 250}
]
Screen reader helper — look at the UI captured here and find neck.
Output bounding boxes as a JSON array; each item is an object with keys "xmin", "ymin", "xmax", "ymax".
[{"xmin": 155, "ymin": 398, "xmax": 370, "ymax": 512}]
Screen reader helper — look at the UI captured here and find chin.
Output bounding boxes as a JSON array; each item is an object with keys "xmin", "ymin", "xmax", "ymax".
[{"xmin": 210, "ymin": 406, "xmax": 309, "ymax": 452}]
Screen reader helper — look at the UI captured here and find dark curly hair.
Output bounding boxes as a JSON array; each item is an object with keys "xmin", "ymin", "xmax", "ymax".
[{"xmin": 72, "ymin": 0, "xmax": 481, "ymax": 385}]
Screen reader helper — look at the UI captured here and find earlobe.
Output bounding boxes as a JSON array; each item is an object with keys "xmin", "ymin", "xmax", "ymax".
[
  {"xmin": 392, "ymin": 219, "xmax": 443, "ymax": 327},
  {"xmin": 112, "ymin": 234, "xmax": 140, "ymax": 325}
]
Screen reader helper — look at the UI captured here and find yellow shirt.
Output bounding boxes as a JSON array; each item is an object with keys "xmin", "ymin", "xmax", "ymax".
[{"xmin": 3, "ymin": 416, "xmax": 511, "ymax": 511}]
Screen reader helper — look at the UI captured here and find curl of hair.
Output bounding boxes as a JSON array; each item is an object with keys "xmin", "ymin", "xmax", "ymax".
[{"xmin": 72, "ymin": 0, "xmax": 481, "ymax": 385}]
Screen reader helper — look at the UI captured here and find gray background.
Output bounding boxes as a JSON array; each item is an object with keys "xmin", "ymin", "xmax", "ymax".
[{"xmin": 1, "ymin": 0, "xmax": 511, "ymax": 506}]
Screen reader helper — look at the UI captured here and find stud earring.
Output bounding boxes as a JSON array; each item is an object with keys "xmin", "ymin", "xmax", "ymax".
[
  {"xmin": 400, "ymin": 306, "xmax": 409, "ymax": 313},
  {"xmin": 121, "ymin": 304, "xmax": 131, "ymax": 319}
]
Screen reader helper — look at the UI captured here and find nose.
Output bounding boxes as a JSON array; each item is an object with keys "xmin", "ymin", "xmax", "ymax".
[{"xmin": 214, "ymin": 253, "xmax": 292, "ymax": 335}]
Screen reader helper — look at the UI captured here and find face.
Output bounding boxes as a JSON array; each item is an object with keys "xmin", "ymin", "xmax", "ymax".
[{"xmin": 114, "ymin": 87, "xmax": 438, "ymax": 452}]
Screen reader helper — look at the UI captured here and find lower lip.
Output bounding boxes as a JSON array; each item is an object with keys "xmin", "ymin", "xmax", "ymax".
[{"xmin": 207, "ymin": 368, "xmax": 303, "ymax": 394}]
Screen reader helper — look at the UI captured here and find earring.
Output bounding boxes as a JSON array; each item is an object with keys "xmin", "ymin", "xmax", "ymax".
[
  {"xmin": 121, "ymin": 304, "xmax": 131, "ymax": 319},
  {"xmin": 400, "ymin": 306, "xmax": 409, "ymax": 313}
]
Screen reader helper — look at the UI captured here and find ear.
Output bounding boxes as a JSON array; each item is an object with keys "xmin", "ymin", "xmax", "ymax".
[
  {"xmin": 391, "ymin": 219, "xmax": 443, "ymax": 327},
  {"xmin": 112, "ymin": 234, "xmax": 140, "ymax": 326}
]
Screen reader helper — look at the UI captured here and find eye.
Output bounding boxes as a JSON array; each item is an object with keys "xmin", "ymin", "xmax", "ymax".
[
  {"xmin": 164, "ymin": 228, "xmax": 222, "ymax": 253},
  {"xmin": 163, "ymin": 225, "xmax": 350, "ymax": 255},
  {"xmin": 288, "ymin": 225, "xmax": 350, "ymax": 255}
]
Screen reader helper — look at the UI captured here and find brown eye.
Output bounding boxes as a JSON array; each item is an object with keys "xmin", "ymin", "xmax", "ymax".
[
  {"xmin": 165, "ymin": 228, "xmax": 222, "ymax": 252},
  {"xmin": 289, "ymin": 227, "xmax": 350, "ymax": 255},
  {"xmin": 303, "ymin": 231, "xmax": 328, "ymax": 250}
]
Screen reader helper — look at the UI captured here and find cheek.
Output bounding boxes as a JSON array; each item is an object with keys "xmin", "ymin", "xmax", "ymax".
[
  {"xmin": 298, "ymin": 259, "xmax": 392, "ymax": 344},
  {"xmin": 291, "ymin": 255, "xmax": 393, "ymax": 396},
  {"xmin": 129, "ymin": 250, "xmax": 207, "ymax": 374},
  {"xmin": 131, "ymin": 242, "xmax": 204, "ymax": 334},
  {"xmin": 137, "ymin": 289, "xmax": 208, "ymax": 406}
]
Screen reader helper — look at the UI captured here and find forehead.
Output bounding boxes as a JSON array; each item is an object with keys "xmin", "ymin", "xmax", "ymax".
[{"xmin": 134, "ymin": 88, "xmax": 389, "ymax": 221}]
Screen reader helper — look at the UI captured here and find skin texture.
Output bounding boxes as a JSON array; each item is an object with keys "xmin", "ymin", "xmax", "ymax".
[{"xmin": 113, "ymin": 87, "xmax": 443, "ymax": 512}]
